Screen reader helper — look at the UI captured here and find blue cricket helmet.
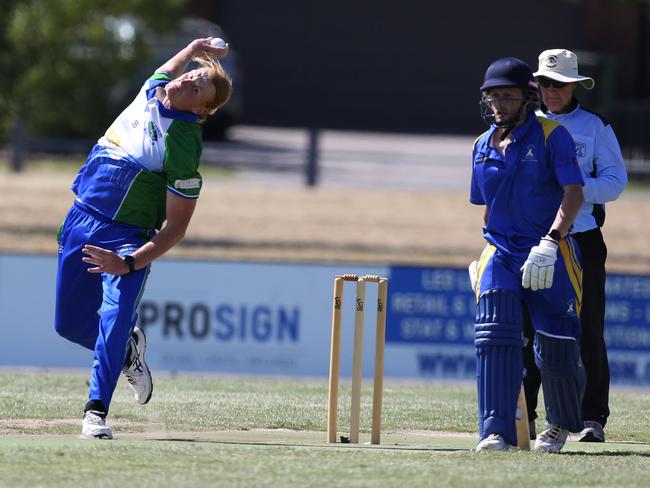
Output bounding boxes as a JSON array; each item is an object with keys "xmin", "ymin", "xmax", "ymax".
[
  {"xmin": 480, "ymin": 57, "xmax": 537, "ymax": 91},
  {"xmin": 478, "ymin": 57, "xmax": 540, "ymax": 130}
]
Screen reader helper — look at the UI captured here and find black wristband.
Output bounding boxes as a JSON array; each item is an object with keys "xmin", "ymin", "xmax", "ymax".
[
  {"xmin": 123, "ymin": 255, "xmax": 136, "ymax": 274},
  {"xmin": 547, "ymin": 229, "xmax": 562, "ymax": 242}
]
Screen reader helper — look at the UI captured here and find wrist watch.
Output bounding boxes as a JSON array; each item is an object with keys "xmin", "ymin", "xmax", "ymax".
[
  {"xmin": 123, "ymin": 255, "xmax": 136, "ymax": 274},
  {"xmin": 547, "ymin": 229, "xmax": 562, "ymax": 242}
]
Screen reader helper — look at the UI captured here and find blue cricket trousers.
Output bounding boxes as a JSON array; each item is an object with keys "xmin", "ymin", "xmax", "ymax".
[
  {"xmin": 55, "ymin": 201, "xmax": 151, "ymax": 411},
  {"xmin": 475, "ymin": 238, "xmax": 583, "ymax": 340}
]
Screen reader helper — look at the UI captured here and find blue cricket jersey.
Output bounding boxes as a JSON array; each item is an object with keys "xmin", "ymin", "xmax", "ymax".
[
  {"xmin": 470, "ymin": 112, "xmax": 584, "ymax": 258},
  {"xmin": 72, "ymin": 73, "xmax": 203, "ymax": 230}
]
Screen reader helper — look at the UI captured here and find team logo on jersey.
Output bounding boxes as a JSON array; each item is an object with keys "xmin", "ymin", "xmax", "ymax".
[
  {"xmin": 545, "ymin": 55, "xmax": 558, "ymax": 68},
  {"xmin": 174, "ymin": 178, "xmax": 201, "ymax": 189},
  {"xmin": 566, "ymin": 299, "xmax": 575, "ymax": 315},
  {"xmin": 523, "ymin": 145, "xmax": 537, "ymax": 162},
  {"xmin": 474, "ymin": 153, "xmax": 488, "ymax": 164},
  {"xmin": 575, "ymin": 142, "xmax": 586, "ymax": 158},
  {"xmin": 147, "ymin": 121, "xmax": 159, "ymax": 142}
]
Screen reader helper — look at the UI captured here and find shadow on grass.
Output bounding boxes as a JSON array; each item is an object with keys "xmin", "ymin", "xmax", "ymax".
[
  {"xmin": 561, "ymin": 450, "xmax": 650, "ymax": 458},
  {"xmin": 148, "ymin": 437, "xmax": 469, "ymax": 453},
  {"xmin": 143, "ymin": 435, "xmax": 650, "ymax": 456}
]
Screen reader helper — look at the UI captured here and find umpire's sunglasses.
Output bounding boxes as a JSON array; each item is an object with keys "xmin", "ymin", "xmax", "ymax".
[{"xmin": 537, "ymin": 77, "xmax": 569, "ymax": 89}]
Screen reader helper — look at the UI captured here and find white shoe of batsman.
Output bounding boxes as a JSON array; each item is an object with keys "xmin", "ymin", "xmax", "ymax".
[
  {"xmin": 534, "ymin": 424, "xmax": 569, "ymax": 453},
  {"xmin": 476, "ymin": 434, "xmax": 514, "ymax": 452},
  {"xmin": 122, "ymin": 327, "xmax": 153, "ymax": 405},
  {"xmin": 521, "ymin": 238, "xmax": 558, "ymax": 291}
]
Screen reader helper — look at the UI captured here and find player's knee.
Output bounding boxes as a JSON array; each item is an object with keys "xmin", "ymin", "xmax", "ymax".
[
  {"xmin": 534, "ymin": 330, "xmax": 585, "ymax": 431},
  {"xmin": 54, "ymin": 310, "xmax": 92, "ymax": 347},
  {"xmin": 534, "ymin": 331, "xmax": 583, "ymax": 377},
  {"xmin": 475, "ymin": 289, "xmax": 523, "ymax": 347},
  {"xmin": 54, "ymin": 318, "xmax": 75, "ymax": 341}
]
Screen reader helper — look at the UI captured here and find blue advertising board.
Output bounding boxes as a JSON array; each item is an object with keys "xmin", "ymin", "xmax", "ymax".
[
  {"xmin": 2, "ymin": 254, "xmax": 650, "ymax": 384},
  {"xmin": 386, "ymin": 266, "xmax": 476, "ymax": 379},
  {"xmin": 386, "ymin": 265, "xmax": 650, "ymax": 385},
  {"xmin": 603, "ymin": 274, "xmax": 650, "ymax": 383}
]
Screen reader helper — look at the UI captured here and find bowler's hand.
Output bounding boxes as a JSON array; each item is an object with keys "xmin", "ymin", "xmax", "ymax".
[
  {"xmin": 521, "ymin": 238, "xmax": 559, "ymax": 291},
  {"xmin": 191, "ymin": 37, "xmax": 229, "ymax": 59},
  {"xmin": 82, "ymin": 245, "xmax": 129, "ymax": 275}
]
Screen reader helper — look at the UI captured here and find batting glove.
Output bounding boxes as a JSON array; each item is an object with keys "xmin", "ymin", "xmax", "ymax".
[
  {"xmin": 521, "ymin": 237, "xmax": 559, "ymax": 291},
  {"xmin": 468, "ymin": 260, "xmax": 479, "ymax": 294}
]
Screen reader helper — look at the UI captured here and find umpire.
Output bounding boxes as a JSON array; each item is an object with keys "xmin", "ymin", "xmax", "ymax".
[{"xmin": 523, "ymin": 49, "xmax": 628, "ymax": 442}]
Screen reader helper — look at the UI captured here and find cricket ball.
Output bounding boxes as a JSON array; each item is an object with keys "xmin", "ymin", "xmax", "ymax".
[{"xmin": 210, "ymin": 38, "xmax": 226, "ymax": 48}]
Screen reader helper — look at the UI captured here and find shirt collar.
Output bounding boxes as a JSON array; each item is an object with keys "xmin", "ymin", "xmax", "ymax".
[
  {"xmin": 489, "ymin": 111, "xmax": 536, "ymax": 143},
  {"xmin": 540, "ymin": 97, "xmax": 580, "ymax": 117},
  {"xmin": 510, "ymin": 111, "xmax": 537, "ymax": 141},
  {"xmin": 155, "ymin": 99, "xmax": 199, "ymax": 123}
]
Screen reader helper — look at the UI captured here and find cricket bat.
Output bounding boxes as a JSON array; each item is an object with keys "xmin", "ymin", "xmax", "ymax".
[{"xmin": 515, "ymin": 383, "xmax": 531, "ymax": 450}]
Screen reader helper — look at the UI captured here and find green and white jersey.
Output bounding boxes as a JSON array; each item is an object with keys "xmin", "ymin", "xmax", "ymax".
[{"xmin": 72, "ymin": 73, "xmax": 202, "ymax": 229}]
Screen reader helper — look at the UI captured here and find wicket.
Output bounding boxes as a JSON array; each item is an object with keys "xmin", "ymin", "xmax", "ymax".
[{"xmin": 327, "ymin": 273, "xmax": 389, "ymax": 445}]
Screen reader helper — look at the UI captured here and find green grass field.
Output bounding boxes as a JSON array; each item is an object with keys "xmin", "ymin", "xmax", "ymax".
[{"xmin": 2, "ymin": 371, "xmax": 650, "ymax": 487}]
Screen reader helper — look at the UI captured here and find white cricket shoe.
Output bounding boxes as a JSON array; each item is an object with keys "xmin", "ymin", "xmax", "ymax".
[
  {"xmin": 578, "ymin": 421, "xmax": 605, "ymax": 443},
  {"xmin": 82, "ymin": 410, "xmax": 113, "ymax": 439},
  {"xmin": 476, "ymin": 434, "xmax": 514, "ymax": 452},
  {"xmin": 534, "ymin": 424, "xmax": 569, "ymax": 453},
  {"xmin": 122, "ymin": 327, "xmax": 153, "ymax": 405}
]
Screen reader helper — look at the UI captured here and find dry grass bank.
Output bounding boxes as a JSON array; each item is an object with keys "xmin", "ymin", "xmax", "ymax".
[{"xmin": 1, "ymin": 168, "xmax": 648, "ymax": 273}]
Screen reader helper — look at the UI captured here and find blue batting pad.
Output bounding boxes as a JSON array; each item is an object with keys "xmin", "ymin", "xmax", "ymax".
[
  {"xmin": 534, "ymin": 331, "xmax": 585, "ymax": 432},
  {"xmin": 475, "ymin": 289, "xmax": 524, "ymax": 445}
]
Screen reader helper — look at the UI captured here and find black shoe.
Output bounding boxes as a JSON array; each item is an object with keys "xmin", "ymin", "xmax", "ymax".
[{"xmin": 577, "ymin": 421, "xmax": 605, "ymax": 442}]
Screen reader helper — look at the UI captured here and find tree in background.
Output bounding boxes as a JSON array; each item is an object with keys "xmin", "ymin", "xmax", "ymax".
[
  {"xmin": 1, "ymin": 0, "xmax": 187, "ymax": 142},
  {"xmin": 0, "ymin": 0, "xmax": 19, "ymax": 144}
]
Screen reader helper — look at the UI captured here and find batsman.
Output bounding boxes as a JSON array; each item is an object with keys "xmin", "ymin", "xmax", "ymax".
[{"xmin": 470, "ymin": 57, "xmax": 585, "ymax": 452}]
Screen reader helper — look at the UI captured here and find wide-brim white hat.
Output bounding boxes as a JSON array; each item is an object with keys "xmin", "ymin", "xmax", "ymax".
[{"xmin": 533, "ymin": 49, "xmax": 595, "ymax": 89}]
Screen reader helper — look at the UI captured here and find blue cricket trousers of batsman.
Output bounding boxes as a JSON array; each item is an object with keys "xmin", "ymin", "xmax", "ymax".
[
  {"xmin": 474, "ymin": 239, "xmax": 584, "ymax": 446},
  {"xmin": 55, "ymin": 201, "xmax": 152, "ymax": 411}
]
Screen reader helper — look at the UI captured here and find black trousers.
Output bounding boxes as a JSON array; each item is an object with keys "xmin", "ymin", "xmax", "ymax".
[{"xmin": 523, "ymin": 227, "xmax": 610, "ymax": 427}]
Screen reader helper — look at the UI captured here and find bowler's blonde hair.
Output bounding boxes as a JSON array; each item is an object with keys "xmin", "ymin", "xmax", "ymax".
[{"xmin": 193, "ymin": 54, "xmax": 233, "ymax": 122}]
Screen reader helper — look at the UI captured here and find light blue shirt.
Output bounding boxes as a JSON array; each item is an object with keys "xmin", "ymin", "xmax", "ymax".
[{"xmin": 537, "ymin": 100, "xmax": 627, "ymax": 233}]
